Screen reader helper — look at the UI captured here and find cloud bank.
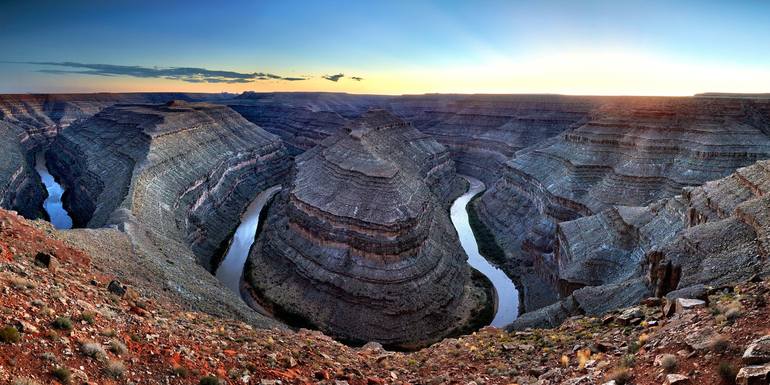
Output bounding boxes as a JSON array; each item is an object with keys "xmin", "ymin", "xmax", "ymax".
[{"xmin": 27, "ymin": 62, "xmax": 308, "ymax": 83}]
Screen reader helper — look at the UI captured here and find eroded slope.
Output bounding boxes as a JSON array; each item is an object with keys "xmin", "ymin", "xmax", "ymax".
[{"xmin": 245, "ymin": 110, "xmax": 487, "ymax": 348}]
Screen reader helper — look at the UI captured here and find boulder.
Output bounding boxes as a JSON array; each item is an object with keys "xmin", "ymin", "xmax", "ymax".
[
  {"xmin": 737, "ymin": 364, "xmax": 770, "ymax": 385},
  {"xmin": 743, "ymin": 336, "xmax": 770, "ymax": 365}
]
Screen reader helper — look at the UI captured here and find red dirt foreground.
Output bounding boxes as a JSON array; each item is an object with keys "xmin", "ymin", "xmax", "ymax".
[{"xmin": 1, "ymin": 207, "xmax": 769, "ymax": 385}]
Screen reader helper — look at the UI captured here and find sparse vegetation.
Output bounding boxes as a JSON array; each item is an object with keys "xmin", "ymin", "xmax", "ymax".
[
  {"xmin": 709, "ymin": 334, "xmax": 730, "ymax": 353},
  {"xmin": 80, "ymin": 311, "xmax": 97, "ymax": 324},
  {"xmin": 0, "ymin": 326, "xmax": 21, "ymax": 343},
  {"xmin": 8, "ymin": 276, "xmax": 36, "ymax": 290},
  {"xmin": 660, "ymin": 353, "xmax": 678, "ymax": 372},
  {"xmin": 80, "ymin": 340, "xmax": 107, "ymax": 360},
  {"xmin": 173, "ymin": 365, "xmax": 190, "ymax": 377},
  {"xmin": 52, "ymin": 317, "xmax": 73, "ymax": 331},
  {"xmin": 607, "ymin": 367, "xmax": 631, "ymax": 385},
  {"xmin": 109, "ymin": 339, "xmax": 128, "ymax": 355},
  {"xmin": 199, "ymin": 376, "xmax": 221, "ymax": 385},
  {"xmin": 51, "ymin": 367, "xmax": 71, "ymax": 384},
  {"xmin": 620, "ymin": 354, "xmax": 636, "ymax": 368},
  {"xmin": 718, "ymin": 361, "xmax": 738, "ymax": 384},
  {"xmin": 104, "ymin": 359, "xmax": 125, "ymax": 378}
]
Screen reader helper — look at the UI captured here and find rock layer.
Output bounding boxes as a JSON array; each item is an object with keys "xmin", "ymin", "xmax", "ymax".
[
  {"xmin": 0, "ymin": 93, "xmax": 230, "ymax": 220},
  {"xmin": 48, "ymin": 101, "xmax": 290, "ymax": 268},
  {"xmin": 245, "ymin": 110, "xmax": 486, "ymax": 347},
  {"xmin": 476, "ymin": 97, "xmax": 770, "ymax": 310}
]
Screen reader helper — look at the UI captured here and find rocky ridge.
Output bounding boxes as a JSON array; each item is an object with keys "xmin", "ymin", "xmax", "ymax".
[
  {"xmin": 38, "ymin": 101, "xmax": 290, "ymax": 326},
  {"xmin": 2, "ymin": 208, "xmax": 770, "ymax": 384},
  {"xmin": 245, "ymin": 110, "xmax": 487, "ymax": 348},
  {"xmin": 474, "ymin": 97, "xmax": 770, "ymax": 312}
]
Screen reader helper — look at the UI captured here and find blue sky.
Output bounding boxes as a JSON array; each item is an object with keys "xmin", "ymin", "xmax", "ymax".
[{"xmin": 2, "ymin": 0, "xmax": 770, "ymax": 94}]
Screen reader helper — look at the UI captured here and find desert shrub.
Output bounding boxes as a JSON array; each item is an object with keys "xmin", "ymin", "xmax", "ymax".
[
  {"xmin": 173, "ymin": 366, "xmax": 190, "ymax": 377},
  {"xmin": 104, "ymin": 360, "xmax": 125, "ymax": 378},
  {"xmin": 660, "ymin": 353, "xmax": 678, "ymax": 372},
  {"xmin": 109, "ymin": 339, "xmax": 128, "ymax": 355},
  {"xmin": 51, "ymin": 367, "xmax": 71, "ymax": 384},
  {"xmin": 710, "ymin": 334, "xmax": 730, "ymax": 353},
  {"xmin": 620, "ymin": 354, "xmax": 636, "ymax": 368},
  {"xmin": 608, "ymin": 367, "xmax": 631, "ymax": 385},
  {"xmin": 0, "ymin": 326, "xmax": 20, "ymax": 343},
  {"xmin": 199, "ymin": 376, "xmax": 221, "ymax": 385},
  {"xmin": 718, "ymin": 362, "xmax": 738, "ymax": 384},
  {"xmin": 52, "ymin": 317, "xmax": 72, "ymax": 331},
  {"xmin": 80, "ymin": 341, "xmax": 106, "ymax": 360},
  {"xmin": 80, "ymin": 311, "xmax": 97, "ymax": 324}
]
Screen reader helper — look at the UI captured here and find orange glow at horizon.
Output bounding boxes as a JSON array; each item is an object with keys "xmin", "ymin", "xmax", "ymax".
[{"xmin": 23, "ymin": 51, "xmax": 770, "ymax": 97}]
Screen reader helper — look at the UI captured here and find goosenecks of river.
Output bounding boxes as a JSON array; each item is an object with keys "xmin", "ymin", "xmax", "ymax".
[
  {"xmin": 35, "ymin": 152, "xmax": 73, "ymax": 230},
  {"xmin": 215, "ymin": 185, "xmax": 281, "ymax": 294},
  {"xmin": 216, "ymin": 176, "xmax": 519, "ymax": 329},
  {"xmin": 451, "ymin": 175, "xmax": 519, "ymax": 327}
]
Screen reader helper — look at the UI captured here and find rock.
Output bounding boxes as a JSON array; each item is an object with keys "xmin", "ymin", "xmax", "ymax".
[
  {"xmin": 245, "ymin": 110, "xmax": 480, "ymax": 348},
  {"xmin": 664, "ymin": 374, "xmax": 690, "ymax": 384},
  {"xmin": 616, "ymin": 307, "xmax": 643, "ymax": 325},
  {"xmin": 736, "ymin": 365, "xmax": 770, "ymax": 385},
  {"xmin": 361, "ymin": 342, "xmax": 384, "ymax": 352},
  {"xmin": 675, "ymin": 298, "xmax": 706, "ymax": 313},
  {"xmin": 665, "ymin": 285, "xmax": 708, "ymax": 302},
  {"xmin": 34, "ymin": 252, "xmax": 57, "ymax": 271},
  {"xmin": 743, "ymin": 336, "xmax": 770, "ymax": 365},
  {"xmin": 107, "ymin": 280, "xmax": 126, "ymax": 297},
  {"xmin": 15, "ymin": 320, "xmax": 38, "ymax": 334},
  {"xmin": 684, "ymin": 327, "xmax": 718, "ymax": 351}
]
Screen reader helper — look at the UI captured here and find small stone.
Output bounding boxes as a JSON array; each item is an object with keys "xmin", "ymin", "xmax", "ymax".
[
  {"xmin": 743, "ymin": 336, "xmax": 770, "ymax": 365},
  {"xmin": 107, "ymin": 280, "xmax": 126, "ymax": 296},
  {"xmin": 616, "ymin": 307, "xmax": 643, "ymax": 325},
  {"xmin": 736, "ymin": 364, "xmax": 770, "ymax": 385},
  {"xmin": 15, "ymin": 320, "xmax": 38, "ymax": 334},
  {"xmin": 34, "ymin": 252, "xmax": 58, "ymax": 272},
  {"xmin": 502, "ymin": 343, "xmax": 516, "ymax": 351},
  {"xmin": 664, "ymin": 374, "xmax": 690, "ymax": 384},
  {"xmin": 675, "ymin": 298, "xmax": 706, "ymax": 313}
]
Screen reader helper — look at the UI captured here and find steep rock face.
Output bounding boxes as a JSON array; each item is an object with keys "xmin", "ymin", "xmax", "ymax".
[
  {"xmin": 477, "ymin": 97, "xmax": 770, "ymax": 309},
  {"xmin": 228, "ymin": 102, "xmax": 349, "ymax": 155},
  {"xmin": 559, "ymin": 159, "xmax": 770, "ymax": 297},
  {"xmin": 387, "ymin": 94, "xmax": 604, "ymax": 185},
  {"xmin": 245, "ymin": 110, "xmax": 485, "ymax": 347},
  {"xmin": 0, "ymin": 122, "xmax": 45, "ymax": 219},
  {"xmin": 0, "ymin": 93, "xmax": 230, "ymax": 220},
  {"xmin": 48, "ymin": 101, "xmax": 290, "ymax": 268}
]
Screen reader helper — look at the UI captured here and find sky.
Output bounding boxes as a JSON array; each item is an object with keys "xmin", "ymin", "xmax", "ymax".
[{"xmin": 2, "ymin": 0, "xmax": 770, "ymax": 95}]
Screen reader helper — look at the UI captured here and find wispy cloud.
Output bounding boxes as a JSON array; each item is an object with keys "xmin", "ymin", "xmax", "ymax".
[
  {"xmin": 25, "ymin": 62, "xmax": 308, "ymax": 83},
  {"xmin": 322, "ymin": 73, "xmax": 345, "ymax": 82}
]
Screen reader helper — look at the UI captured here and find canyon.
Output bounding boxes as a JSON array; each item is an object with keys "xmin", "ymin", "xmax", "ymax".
[
  {"xmin": 244, "ymin": 110, "xmax": 490, "ymax": 348},
  {"xmin": 2, "ymin": 91, "xmax": 770, "ymax": 351}
]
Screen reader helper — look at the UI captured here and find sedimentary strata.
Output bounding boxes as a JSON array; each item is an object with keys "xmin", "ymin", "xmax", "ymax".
[
  {"xmin": 0, "ymin": 93, "xmax": 229, "ymax": 219},
  {"xmin": 47, "ymin": 101, "xmax": 290, "ymax": 268},
  {"xmin": 476, "ymin": 97, "xmax": 770, "ymax": 311},
  {"xmin": 245, "ymin": 110, "xmax": 487, "ymax": 347}
]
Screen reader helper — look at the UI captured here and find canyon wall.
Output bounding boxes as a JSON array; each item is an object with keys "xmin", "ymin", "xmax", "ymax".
[
  {"xmin": 245, "ymin": 110, "xmax": 489, "ymax": 348},
  {"xmin": 0, "ymin": 93, "xmax": 230, "ymax": 219},
  {"xmin": 47, "ymin": 100, "xmax": 290, "ymax": 268},
  {"xmin": 477, "ymin": 97, "xmax": 770, "ymax": 312}
]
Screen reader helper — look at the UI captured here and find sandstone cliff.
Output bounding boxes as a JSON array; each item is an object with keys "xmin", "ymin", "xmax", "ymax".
[
  {"xmin": 475, "ymin": 97, "xmax": 770, "ymax": 312},
  {"xmin": 245, "ymin": 110, "xmax": 488, "ymax": 348}
]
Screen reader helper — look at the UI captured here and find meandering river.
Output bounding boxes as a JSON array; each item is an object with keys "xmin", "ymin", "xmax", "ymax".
[
  {"xmin": 35, "ymin": 152, "xmax": 73, "ymax": 230},
  {"xmin": 451, "ymin": 175, "xmax": 519, "ymax": 327},
  {"xmin": 216, "ymin": 185, "xmax": 281, "ymax": 294}
]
